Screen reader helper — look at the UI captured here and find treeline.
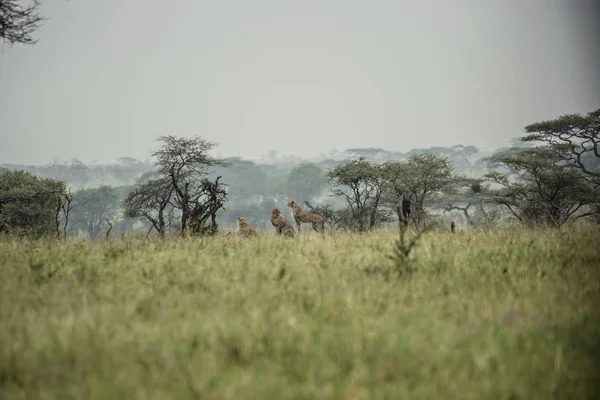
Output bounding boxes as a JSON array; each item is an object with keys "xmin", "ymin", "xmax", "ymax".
[
  {"xmin": 1, "ymin": 146, "xmax": 486, "ymax": 192},
  {"xmin": 0, "ymin": 157, "xmax": 154, "ymax": 189},
  {"xmin": 1, "ymin": 108, "xmax": 599, "ymax": 239}
]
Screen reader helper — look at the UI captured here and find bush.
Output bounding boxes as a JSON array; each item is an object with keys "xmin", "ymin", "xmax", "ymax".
[{"xmin": 0, "ymin": 169, "xmax": 66, "ymax": 239}]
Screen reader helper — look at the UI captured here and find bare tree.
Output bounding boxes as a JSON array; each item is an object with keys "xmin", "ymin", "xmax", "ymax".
[
  {"xmin": 443, "ymin": 203, "xmax": 473, "ymax": 226},
  {"xmin": 122, "ymin": 174, "xmax": 173, "ymax": 238},
  {"xmin": 122, "ymin": 137, "xmax": 229, "ymax": 238},
  {"xmin": 0, "ymin": 0, "xmax": 45, "ymax": 46},
  {"xmin": 151, "ymin": 135, "xmax": 229, "ymax": 236},
  {"xmin": 57, "ymin": 189, "xmax": 80, "ymax": 241},
  {"xmin": 440, "ymin": 182, "xmax": 500, "ymax": 228},
  {"xmin": 187, "ymin": 176, "xmax": 228, "ymax": 236}
]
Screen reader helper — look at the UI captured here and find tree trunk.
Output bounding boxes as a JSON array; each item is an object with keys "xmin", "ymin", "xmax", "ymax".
[{"xmin": 397, "ymin": 195, "xmax": 410, "ymax": 227}]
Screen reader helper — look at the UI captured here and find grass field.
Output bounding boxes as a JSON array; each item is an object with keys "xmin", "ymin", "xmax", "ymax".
[{"xmin": 1, "ymin": 226, "xmax": 600, "ymax": 399}]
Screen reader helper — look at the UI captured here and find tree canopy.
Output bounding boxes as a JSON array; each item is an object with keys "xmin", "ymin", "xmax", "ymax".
[
  {"xmin": 483, "ymin": 147, "xmax": 599, "ymax": 227},
  {"xmin": 326, "ymin": 157, "xmax": 386, "ymax": 231},
  {"xmin": 520, "ymin": 108, "xmax": 600, "ymax": 188}
]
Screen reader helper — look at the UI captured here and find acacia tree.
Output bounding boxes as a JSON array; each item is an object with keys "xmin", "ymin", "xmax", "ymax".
[
  {"xmin": 440, "ymin": 180, "xmax": 504, "ymax": 229},
  {"xmin": 326, "ymin": 157, "xmax": 387, "ymax": 231},
  {"xmin": 0, "ymin": 0, "xmax": 44, "ymax": 46},
  {"xmin": 380, "ymin": 161, "xmax": 411, "ymax": 226},
  {"xmin": 483, "ymin": 148, "xmax": 599, "ymax": 227},
  {"xmin": 381, "ymin": 152, "xmax": 463, "ymax": 228},
  {"xmin": 446, "ymin": 145, "xmax": 479, "ymax": 175},
  {"xmin": 520, "ymin": 108, "xmax": 600, "ymax": 188}
]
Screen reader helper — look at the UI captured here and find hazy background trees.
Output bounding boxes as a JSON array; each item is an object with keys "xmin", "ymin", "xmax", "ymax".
[
  {"xmin": 69, "ymin": 186, "xmax": 119, "ymax": 239},
  {"xmin": 1, "ymin": 108, "xmax": 598, "ymax": 238},
  {"xmin": 285, "ymin": 163, "xmax": 327, "ymax": 205}
]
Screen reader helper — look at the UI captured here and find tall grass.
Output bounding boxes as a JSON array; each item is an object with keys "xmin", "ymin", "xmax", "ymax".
[{"xmin": 1, "ymin": 226, "xmax": 599, "ymax": 399}]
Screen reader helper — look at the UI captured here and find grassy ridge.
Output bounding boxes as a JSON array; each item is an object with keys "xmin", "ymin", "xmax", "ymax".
[{"xmin": 1, "ymin": 227, "xmax": 600, "ymax": 399}]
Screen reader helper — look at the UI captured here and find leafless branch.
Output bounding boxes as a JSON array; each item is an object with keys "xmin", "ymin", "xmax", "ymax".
[{"xmin": 0, "ymin": 0, "xmax": 46, "ymax": 46}]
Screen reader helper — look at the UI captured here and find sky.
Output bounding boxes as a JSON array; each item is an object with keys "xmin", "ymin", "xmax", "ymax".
[{"xmin": 1, "ymin": 0, "xmax": 599, "ymax": 165}]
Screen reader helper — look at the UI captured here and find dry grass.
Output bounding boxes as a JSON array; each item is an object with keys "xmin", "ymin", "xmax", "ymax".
[{"xmin": 1, "ymin": 226, "xmax": 600, "ymax": 399}]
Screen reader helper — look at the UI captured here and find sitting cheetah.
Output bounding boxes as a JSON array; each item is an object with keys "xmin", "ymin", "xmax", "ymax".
[
  {"xmin": 270, "ymin": 208, "xmax": 295, "ymax": 237},
  {"xmin": 237, "ymin": 216, "xmax": 259, "ymax": 237}
]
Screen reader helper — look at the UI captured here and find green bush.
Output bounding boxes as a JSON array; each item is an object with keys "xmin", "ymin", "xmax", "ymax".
[{"xmin": 0, "ymin": 169, "xmax": 66, "ymax": 239}]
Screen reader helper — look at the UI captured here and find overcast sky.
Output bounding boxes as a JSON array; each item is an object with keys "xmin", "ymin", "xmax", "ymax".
[{"xmin": 1, "ymin": 0, "xmax": 599, "ymax": 165}]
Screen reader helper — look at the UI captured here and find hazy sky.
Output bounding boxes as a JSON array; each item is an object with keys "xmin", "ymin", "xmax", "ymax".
[{"xmin": 1, "ymin": 0, "xmax": 599, "ymax": 165}]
